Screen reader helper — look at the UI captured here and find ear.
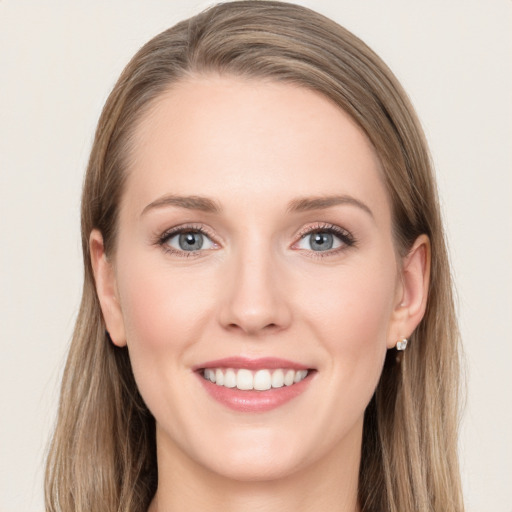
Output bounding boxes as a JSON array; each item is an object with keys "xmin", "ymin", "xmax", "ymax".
[
  {"xmin": 89, "ymin": 229, "xmax": 127, "ymax": 347},
  {"xmin": 387, "ymin": 234, "xmax": 431, "ymax": 349}
]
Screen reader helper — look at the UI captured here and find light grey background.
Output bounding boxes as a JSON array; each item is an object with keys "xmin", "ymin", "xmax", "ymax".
[{"xmin": 1, "ymin": 1, "xmax": 511, "ymax": 511}]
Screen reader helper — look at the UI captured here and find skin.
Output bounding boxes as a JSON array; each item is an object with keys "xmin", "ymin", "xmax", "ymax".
[{"xmin": 91, "ymin": 76, "xmax": 430, "ymax": 512}]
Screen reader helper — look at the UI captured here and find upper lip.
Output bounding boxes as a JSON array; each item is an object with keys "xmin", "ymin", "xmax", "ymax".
[{"xmin": 193, "ymin": 357, "xmax": 311, "ymax": 371}]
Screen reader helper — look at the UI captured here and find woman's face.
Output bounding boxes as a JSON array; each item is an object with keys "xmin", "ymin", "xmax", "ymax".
[{"xmin": 95, "ymin": 76, "xmax": 411, "ymax": 481}]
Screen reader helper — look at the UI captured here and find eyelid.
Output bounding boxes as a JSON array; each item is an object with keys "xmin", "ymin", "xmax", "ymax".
[
  {"xmin": 154, "ymin": 221, "xmax": 355, "ymax": 258},
  {"xmin": 294, "ymin": 222, "xmax": 350, "ymax": 239},
  {"xmin": 156, "ymin": 223, "xmax": 220, "ymax": 256},
  {"xmin": 291, "ymin": 222, "xmax": 356, "ymax": 255}
]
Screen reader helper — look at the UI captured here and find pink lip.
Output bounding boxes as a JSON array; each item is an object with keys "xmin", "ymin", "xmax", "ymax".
[
  {"xmin": 194, "ymin": 357, "xmax": 315, "ymax": 413},
  {"xmin": 193, "ymin": 356, "xmax": 310, "ymax": 371}
]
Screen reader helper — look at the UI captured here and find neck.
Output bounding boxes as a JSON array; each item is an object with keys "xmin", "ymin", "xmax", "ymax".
[{"xmin": 148, "ymin": 424, "xmax": 362, "ymax": 512}]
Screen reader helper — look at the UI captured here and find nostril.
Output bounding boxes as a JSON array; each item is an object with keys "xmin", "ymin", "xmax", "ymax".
[{"xmin": 226, "ymin": 321, "xmax": 281, "ymax": 335}]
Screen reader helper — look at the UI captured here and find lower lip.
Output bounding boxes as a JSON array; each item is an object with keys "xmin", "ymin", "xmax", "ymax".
[{"xmin": 197, "ymin": 372, "xmax": 314, "ymax": 413}]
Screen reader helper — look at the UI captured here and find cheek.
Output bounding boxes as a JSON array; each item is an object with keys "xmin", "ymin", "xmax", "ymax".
[
  {"xmin": 298, "ymin": 257, "xmax": 397, "ymax": 381},
  {"xmin": 114, "ymin": 252, "xmax": 217, "ymax": 419},
  {"xmin": 305, "ymin": 261, "xmax": 395, "ymax": 335},
  {"xmin": 116, "ymin": 255, "xmax": 214, "ymax": 352}
]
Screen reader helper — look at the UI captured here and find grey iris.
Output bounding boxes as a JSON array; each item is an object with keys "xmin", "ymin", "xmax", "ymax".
[
  {"xmin": 179, "ymin": 232, "xmax": 203, "ymax": 251},
  {"xmin": 310, "ymin": 232, "xmax": 333, "ymax": 251}
]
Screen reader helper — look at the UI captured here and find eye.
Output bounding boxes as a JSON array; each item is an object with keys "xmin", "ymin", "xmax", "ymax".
[
  {"xmin": 161, "ymin": 228, "xmax": 217, "ymax": 254},
  {"xmin": 297, "ymin": 231, "xmax": 342, "ymax": 251},
  {"xmin": 294, "ymin": 225, "xmax": 355, "ymax": 253}
]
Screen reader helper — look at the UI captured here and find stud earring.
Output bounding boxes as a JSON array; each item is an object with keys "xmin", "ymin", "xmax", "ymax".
[{"xmin": 396, "ymin": 338, "xmax": 408, "ymax": 351}]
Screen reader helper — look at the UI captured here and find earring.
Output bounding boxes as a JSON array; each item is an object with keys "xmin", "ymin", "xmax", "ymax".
[{"xmin": 396, "ymin": 338, "xmax": 408, "ymax": 351}]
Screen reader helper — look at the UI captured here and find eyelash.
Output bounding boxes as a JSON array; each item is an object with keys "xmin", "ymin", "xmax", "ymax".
[
  {"xmin": 295, "ymin": 222, "xmax": 356, "ymax": 259},
  {"xmin": 156, "ymin": 224, "xmax": 218, "ymax": 258},
  {"xmin": 155, "ymin": 222, "xmax": 356, "ymax": 258}
]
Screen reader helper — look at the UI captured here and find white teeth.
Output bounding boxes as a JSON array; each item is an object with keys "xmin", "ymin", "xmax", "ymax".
[
  {"xmin": 294, "ymin": 370, "xmax": 308, "ymax": 383},
  {"xmin": 203, "ymin": 367, "xmax": 309, "ymax": 391},
  {"xmin": 224, "ymin": 368, "xmax": 237, "ymax": 388},
  {"xmin": 271, "ymin": 369, "xmax": 284, "ymax": 388},
  {"xmin": 284, "ymin": 369, "xmax": 295, "ymax": 386},
  {"xmin": 236, "ymin": 369, "xmax": 253, "ymax": 390},
  {"xmin": 253, "ymin": 369, "xmax": 272, "ymax": 391},
  {"xmin": 205, "ymin": 368, "xmax": 216, "ymax": 383}
]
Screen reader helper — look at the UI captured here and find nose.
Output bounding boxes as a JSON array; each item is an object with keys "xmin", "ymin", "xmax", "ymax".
[{"xmin": 218, "ymin": 242, "xmax": 292, "ymax": 336}]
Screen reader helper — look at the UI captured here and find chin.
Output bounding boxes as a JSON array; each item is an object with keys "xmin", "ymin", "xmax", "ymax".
[
  {"xmin": 181, "ymin": 424, "xmax": 313, "ymax": 482},
  {"xmin": 200, "ymin": 448, "xmax": 306, "ymax": 483}
]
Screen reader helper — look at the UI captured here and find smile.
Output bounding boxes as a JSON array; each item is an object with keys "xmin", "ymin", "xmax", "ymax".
[
  {"xmin": 202, "ymin": 368, "xmax": 309, "ymax": 391},
  {"xmin": 195, "ymin": 357, "xmax": 315, "ymax": 413}
]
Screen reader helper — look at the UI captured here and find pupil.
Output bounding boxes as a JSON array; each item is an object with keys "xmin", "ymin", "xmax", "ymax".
[
  {"xmin": 179, "ymin": 232, "xmax": 203, "ymax": 251},
  {"xmin": 311, "ymin": 232, "xmax": 333, "ymax": 251}
]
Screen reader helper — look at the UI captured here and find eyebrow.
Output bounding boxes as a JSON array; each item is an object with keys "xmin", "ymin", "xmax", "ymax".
[
  {"xmin": 287, "ymin": 195, "xmax": 374, "ymax": 218},
  {"xmin": 141, "ymin": 193, "xmax": 373, "ymax": 218},
  {"xmin": 141, "ymin": 194, "xmax": 222, "ymax": 216}
]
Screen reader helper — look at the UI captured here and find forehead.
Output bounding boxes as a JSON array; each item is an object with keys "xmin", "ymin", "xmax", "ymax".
[{"xmin": 122, "ymin": 75, "xmax": 390, "ymax": 221}]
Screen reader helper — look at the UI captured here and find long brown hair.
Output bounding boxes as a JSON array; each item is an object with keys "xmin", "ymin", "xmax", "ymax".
[{"xmin": 45, "ymin": 2, "xmax": 464, "ymax": 511}]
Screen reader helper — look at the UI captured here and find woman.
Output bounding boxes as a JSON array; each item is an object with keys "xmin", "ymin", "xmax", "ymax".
[{"xmin": 45, "ymin": 2, "xmax": 464, "ymax": 511}]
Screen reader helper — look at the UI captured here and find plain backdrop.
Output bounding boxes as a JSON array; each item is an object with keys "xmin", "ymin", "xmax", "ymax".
[{"xmin": 1, "ymin": 1, "xmax": 511, "ymax": 511}]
